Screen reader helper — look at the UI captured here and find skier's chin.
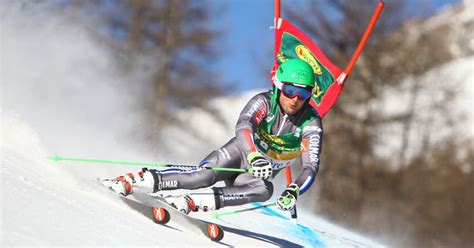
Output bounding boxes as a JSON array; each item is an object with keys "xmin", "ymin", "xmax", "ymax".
[{"xmin": 285, "ymin": 105, "xmax": 300, "ymax": 115}]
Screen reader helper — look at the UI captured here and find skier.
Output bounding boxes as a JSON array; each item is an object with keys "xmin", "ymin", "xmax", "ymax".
[{"xmin": 103, "ymin": 59, "xmax": 323, "ymax": 214}]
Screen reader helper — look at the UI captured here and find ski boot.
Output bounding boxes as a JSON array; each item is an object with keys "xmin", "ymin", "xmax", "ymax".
[
  {"xmin": 165, "ymin": 188, "xmax": 218, "ymax": 214},
  {"xmin": 102, "ymin": 168, "xmax": 158, "ymax": 196}
]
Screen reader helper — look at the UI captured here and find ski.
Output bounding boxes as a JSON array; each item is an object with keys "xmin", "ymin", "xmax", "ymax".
[
  {"xmin": 97, "ymin": 179, "xmax": 224, "ymax": 242},
  {"xmin": 96, "ymin": 179, "xmax": 172, "ymax": 225},
  {"xmin": 130, "ymin": 192, "xmax": 224, "ymax": 242}
]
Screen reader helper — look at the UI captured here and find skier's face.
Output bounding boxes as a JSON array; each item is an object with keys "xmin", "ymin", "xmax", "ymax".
[{"xmin": 279, "ymin": 92, "xmax": 306, "ymax": 115}]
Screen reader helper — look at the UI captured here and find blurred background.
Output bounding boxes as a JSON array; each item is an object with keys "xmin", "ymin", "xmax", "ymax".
[{"xmin": 2, "ymin": 0, "xmax": 473, "ymax": 247}]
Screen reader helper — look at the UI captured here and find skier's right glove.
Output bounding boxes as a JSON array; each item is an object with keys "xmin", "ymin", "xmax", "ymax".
[{"xmin": 247, "ymin": 151, "xmax": 272, "ymax": 180}]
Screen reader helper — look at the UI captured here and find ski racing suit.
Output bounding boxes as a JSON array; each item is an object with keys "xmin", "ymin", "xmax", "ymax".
[{"xmin": 150, "ymin": 90, "xmax": 323, "ymax": 209}]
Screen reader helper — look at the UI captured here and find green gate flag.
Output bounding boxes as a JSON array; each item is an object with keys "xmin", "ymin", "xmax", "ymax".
[{"xmin": 272, "ymin": 18, "xmax": 345, "ymax": 118}]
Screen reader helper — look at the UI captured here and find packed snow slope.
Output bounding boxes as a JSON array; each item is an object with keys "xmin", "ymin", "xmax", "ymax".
[{"xmin": 1, "ymin": 113, "xmax": 384, "ymax": 247}]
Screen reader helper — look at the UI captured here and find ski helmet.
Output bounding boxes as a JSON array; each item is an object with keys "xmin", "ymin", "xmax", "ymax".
[{"xmin": 274, "ymin": 59, "xmax": 315, "ymax": 89}]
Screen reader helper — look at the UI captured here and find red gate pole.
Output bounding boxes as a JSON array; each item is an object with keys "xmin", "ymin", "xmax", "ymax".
[
  {"xmin": 275, "ymin": 0, "xmax": 298, "ymax": 223},
  {"xmin": 341, "ymin": 1, "xmax": 385, "ymax": 83}
]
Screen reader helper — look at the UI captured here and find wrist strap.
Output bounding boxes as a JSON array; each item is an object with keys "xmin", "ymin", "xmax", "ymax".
[
  {"xmin": 247, "ymin": 151, "xmax": 262, "ymax": 162},
  {"xmin": 288, "ymin": 183, "xmax": 300, "ymax": 196}
]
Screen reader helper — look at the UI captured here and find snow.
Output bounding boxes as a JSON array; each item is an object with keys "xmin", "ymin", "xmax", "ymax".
[{"xmin": 1, "ymin": 1, "xmax": 383, "ymax": 247}]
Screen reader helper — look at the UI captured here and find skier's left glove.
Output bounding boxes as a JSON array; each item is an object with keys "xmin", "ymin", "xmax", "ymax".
[{"xmin": 277, "ymin": 183, "xmax": 300, "ymax": 211}]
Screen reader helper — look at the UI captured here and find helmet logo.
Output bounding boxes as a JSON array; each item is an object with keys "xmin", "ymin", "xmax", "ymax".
[
  {"xmin": 291, "ymin": 71, "xmax": 310, "ymax": 84},
  {"xmin": 295, "ymin": 45, "xmax": 322, "ymax": 75}
]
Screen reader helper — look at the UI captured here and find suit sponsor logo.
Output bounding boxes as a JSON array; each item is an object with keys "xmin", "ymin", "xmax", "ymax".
[
  {"xmin": 246, "ymin": 98, "xmax": 265, "ymax": 117},
  {"xmin": 294, "ymin": 128, "xmax": 301, "ymax": 138},
  {"xmin": 308, "ymin": 134, "xmax": 321, "ymax": 163},
  {"xmin": 303, "ymin": 125, "xmax": 322, "ymax": 133},
  {"xmin": 266, "ymin": 112, "xmax": 275, "ymax": 122},
  {"xmin": 272, "ymin": 160, "xmax": 291, "ymax": 170},
  {"xmin": 223, "ymin": 193, "xmax": 247, "ymax": 201},
  {"xmin": 159, "ymin": 180, "xmax": 178, "ymax": 189},
  {"xmin": 253, "ymin": 108, "xmax": 267, "ymax": 125}
]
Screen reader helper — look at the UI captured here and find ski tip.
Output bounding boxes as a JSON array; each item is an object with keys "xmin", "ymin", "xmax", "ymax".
[
  {"xmin": 152, "ymin": 207, "xmax": 171, "ymax": 225},
  {"xmin": 207, "ymin": 223, "xmax": 224, "ymax": 242}
]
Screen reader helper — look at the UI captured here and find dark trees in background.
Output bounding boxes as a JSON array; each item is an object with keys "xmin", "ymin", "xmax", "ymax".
[
  {"xmin": 286, "ymin": 0, "xmax": 472, "ymax": 247},
  {"xmin": 65, "ymin": 0, "xmax": 226, "ymax": 143}
]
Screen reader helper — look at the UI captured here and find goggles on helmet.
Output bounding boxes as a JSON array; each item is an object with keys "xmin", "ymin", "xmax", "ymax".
[{"xmin": 281, "ymin": 83, "xmax": 313, "ymax": 100}]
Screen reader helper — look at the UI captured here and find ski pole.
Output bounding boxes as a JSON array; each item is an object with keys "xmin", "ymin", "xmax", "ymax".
[
  {"xmin": 285, "ymin": 167, "xmax": 298, "ymax": 223},
  {"xmin": 48, "ymin": 155, "xmax": 251, "ymax": 173},
  {"xmin": 211, "ymin": 203, "xmax": 276, "ymax": 219}
]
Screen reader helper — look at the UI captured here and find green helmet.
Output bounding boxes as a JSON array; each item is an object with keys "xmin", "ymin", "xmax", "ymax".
[{"xmin": 275, "ymin": 59, "xmax": 315, "ymax": 88}]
